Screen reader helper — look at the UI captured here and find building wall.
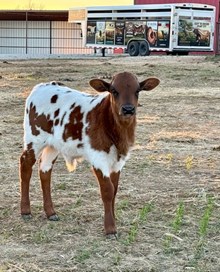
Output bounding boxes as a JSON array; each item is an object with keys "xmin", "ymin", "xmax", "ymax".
[{"xmin": 0, "ymin": 20, "xmax": 92, "ymax": 55}]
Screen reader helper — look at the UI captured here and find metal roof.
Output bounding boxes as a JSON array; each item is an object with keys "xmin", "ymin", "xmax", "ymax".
[{"xmin": 0, "ymin": 10, "xmax": 68, "ymax": 21}]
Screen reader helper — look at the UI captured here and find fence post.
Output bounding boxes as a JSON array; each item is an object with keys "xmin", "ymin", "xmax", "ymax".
[
  {"xmin": 25, "ymin": 11, "xmax": 28, "ymax": 54},
  {"xmin": 50, "ymin": 21, "xmax": 52, "ymax": 54}
]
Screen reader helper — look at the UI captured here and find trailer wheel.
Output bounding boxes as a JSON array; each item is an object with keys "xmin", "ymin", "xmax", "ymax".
[
  {"xmin": 139, "ymin": 41, "xmax": 150, "ymax": 56},
  {"xmin": 128, "ymin": 41, "xmax": 139, "ymax": 56}
]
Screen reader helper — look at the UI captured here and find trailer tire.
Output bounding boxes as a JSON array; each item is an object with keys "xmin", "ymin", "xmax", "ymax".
[
  {"xmin": 139, "ymin": 41, "xmax": 150, "ymax": 56},
  {"xmin": 128, "ymin": 41, "xmax": 139, "ymax": 56}
]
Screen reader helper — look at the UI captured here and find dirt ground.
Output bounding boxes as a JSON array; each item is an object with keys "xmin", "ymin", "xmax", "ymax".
[{"xmin": 0, "ymin": 55, "xmax": 220, "ymax": 272}]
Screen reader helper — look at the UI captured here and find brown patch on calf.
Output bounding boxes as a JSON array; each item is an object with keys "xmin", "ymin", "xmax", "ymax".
[
  {"xmin": 60, "ymin": 112, "xmax": 66, "ymax": 126},
  {"xmin": 23, "ymin": 143, "xmax": 36, "ymax": 161},
  {"xmin": 54, "ymin": 119, "xmax": 59, "ymax": 126},
  {"xmin": 29, "ymin": 102, "xmax": 53, "ymax": 136},
  {"xmin": 54, "ymin": 109, "xmax": 60, "ymax": 118},
  {"xmin": 86, "ymin": 98, "xmax": 111, "ymax": 153},
  {"xmin": 63, "ymin": 105, "xmax": 83, "ymax": 142},
  {"xmin": 70, "ymin": 103, "xmax": 75, "ymax": 110},
  {"xmin": 51, "ymin": 95, "xmax": 58, "ymax": 103},
  {"xmin": 86, "ymin": 96, "xmax": 136, "ymax": 156},
  {"xmin": 77, "ymin": 143, "xmax": 84, "ymax": 148},
  {"xmin": 51, "ymin": 81, "xmax": 64, "ymax": 86}
]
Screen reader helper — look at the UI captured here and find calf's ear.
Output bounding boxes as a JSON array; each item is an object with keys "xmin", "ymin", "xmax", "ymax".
[
  {"xmin": 139, "ymin": 77, "xmax": 160, "ymax": 91},
  {"xmin": 89, "ymin": 79, "xmax": 110, "ymax": 92}
]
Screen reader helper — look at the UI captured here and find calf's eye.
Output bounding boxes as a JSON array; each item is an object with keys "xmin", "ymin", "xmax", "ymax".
[
  {"xmin": 111, "ymin": 89, "xmax": 119, "ymax": 98},
  {"xmin": 135, "ymin": 90, "xmax": 140, "ymax": 98}
]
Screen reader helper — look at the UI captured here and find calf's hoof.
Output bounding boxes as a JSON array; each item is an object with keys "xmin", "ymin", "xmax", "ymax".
[
  {"xmin": 48, "ymin": 214, "xmax": 60, "ymax": 221},
  {"xmin": 21, "ymin": 213, "xmax": 32, "ymax": 220},
  {"xmin": 106, "ymin": 233, "xmax": 118, "ymax": 240}
]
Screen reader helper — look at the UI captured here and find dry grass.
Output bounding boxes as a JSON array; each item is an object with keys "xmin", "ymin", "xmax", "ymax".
[{"xmin": 0, "ymin": 55, "xmax": 220, "ymax": 271}]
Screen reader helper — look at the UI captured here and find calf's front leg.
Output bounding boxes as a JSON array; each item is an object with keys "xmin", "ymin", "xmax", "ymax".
[
  {"xmin": 110, "ymin": 171, "xmax": 120, "ymax": 219},
  {"xmin": 93, "ymin": 168, "xmax": 117, "ymax": 235}
]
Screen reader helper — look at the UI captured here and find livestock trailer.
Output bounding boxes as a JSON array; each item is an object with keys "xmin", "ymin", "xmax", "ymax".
[{"xmin": 69, "ymin": 3, "xmax": 216, "ymax": 56}]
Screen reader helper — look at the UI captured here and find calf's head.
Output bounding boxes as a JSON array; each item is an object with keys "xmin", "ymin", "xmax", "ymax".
[{"xmin": 90, "ymin": 72, "xmax": 160, "ymax": 120}]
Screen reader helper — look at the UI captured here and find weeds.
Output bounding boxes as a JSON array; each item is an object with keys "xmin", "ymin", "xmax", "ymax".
[
  {"xmin": 185, "ymin": 155, "xmax": 194, "ymax": 170},
  {"xmin": 73, "ymin": 195, "xmax": 83, "ymax": 208},
  {"xmin": 188, "ymin": 196, "xmax": 214, "ymax": 268},
  {"xmin": 0, "ymin": 207, "xmax": 11, "ymax": 219},
  {"xmin": 166, "ymin": 153, "xmax": 174, "ymax": 163},
  {"xmin": 32, "ymin": 229, "xmax": 51, "ymax": 244},
  {"xmin": 56, "ymin": 182, "xmax": 67, "ymax": 190},
  {"xmin": 126, "ymin": 223, "xmax": 139, "ymax": 244},
  {"xmin": 199, "ymin": 197, "xmax": 214, "ymax": 238},
  {"xmin": 75, "ymin": 248, "xmax": 91, "ymax": 264},
  {"xmin": 164, "ymin": 201, "xmax": 185, "ymax": 251},
  {"xmin": 75, "ymin": 242, "xmax": 98, "ymax": 264},
  {"xmin": 139, "ymin": 203, "xmax": 152, "ymax": 223},
  {"xmin": 116, "ymin": 199, "xmax": 129, "ymax": 220},
  {"xmin": 172, "ymin": 201, "xmax": 184, "ymax": 233},
  {"xmin": 113, "ymin": 252, "xmax": 121, "ymax": 266},
  {"xmin": 147, "ymin": 153, "xmax": 174, "ymax": 165},
  {"xmin": 124, "ymin": 203, "xmax": 152, "ymax": 245}
]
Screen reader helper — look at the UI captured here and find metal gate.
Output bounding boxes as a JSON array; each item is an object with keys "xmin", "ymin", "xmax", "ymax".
[{"xmin": 0, "ymin": 20, "xmax": 92, "ymax": 55}]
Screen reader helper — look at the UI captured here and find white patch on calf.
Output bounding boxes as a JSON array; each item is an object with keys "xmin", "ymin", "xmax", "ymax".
[
  {"xmin": 85, "ymin": 143, "xmax": 130, "ymax": 177},
  {"xmin": 39, "ymin": 146, "xmax": 59, "ymax": 173}
]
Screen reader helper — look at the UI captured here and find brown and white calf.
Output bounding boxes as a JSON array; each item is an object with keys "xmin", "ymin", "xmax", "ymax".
[{"xmin": 19, "ymin": 72, "xmax": 159, "ymax": 236}]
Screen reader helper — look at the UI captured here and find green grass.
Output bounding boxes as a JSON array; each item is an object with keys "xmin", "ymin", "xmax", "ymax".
[
  {"xmin": 56, "ymin": 182, "xmax": 67, "ymax": 190},
  {"xmin": 116, "ymin": 199, "xmax": 129, "ymax": 220},
  {"xmin": 164, "ymin": 197, "xmax": 214, "ymax": 259},
  {"xmin": 0, "ymin": 207, "xmax": 11, "ymax": 219},
  {"xmin": 124, "ymin": 203, "xmax": 152, "ymax": 245},
  {"xmin": 75, "ymin": 242, "xmax": 98, "ymax": 264},
  {"xmin": 172, "ymin": 201, "xmax": 184, "ymax": 233},
  {"xmin": 199, "ymin": 197, "xmax": 214, "ymax": 238},
  {"xmin": 75, "ymin": 248, "xmax": 91, "ymax": 264},
  {"xmin": 139, "ymin": 203, "xmax": 152, "ymax": 223},
  {"xmin": 32, "ymin": 228, "xmax": 51, "ymax": 244},
  {"xmin": 188, "ymin": 196, "xmax": 214, "ymax": 268},
  {"xmin": 164, "ymin": 201, "xmax": 185, "ymax": 251}
]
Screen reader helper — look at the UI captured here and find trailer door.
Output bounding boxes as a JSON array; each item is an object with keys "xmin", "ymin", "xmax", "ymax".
[{"xmin": 172, "ymin": 7, "xmax": 215, "ymax": 52}]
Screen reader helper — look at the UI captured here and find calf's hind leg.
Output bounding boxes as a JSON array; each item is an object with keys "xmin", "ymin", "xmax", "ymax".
[
  {"xmin": 19, "ymin": 143, "xmax": 36, "ymax": 218},
  {"xmin": 39, "ymin": 146, "xmax": 59, "ymax": 221}
]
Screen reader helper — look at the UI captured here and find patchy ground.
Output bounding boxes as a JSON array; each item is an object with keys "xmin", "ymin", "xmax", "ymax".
[{"xmin": 0, "ymin": 55, "xmax": 220, "ymax": 272}]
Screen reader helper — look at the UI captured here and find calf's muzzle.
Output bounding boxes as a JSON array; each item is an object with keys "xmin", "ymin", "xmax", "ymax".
[{"xmin": 121, "ymin": 104, "xmax": 136, "ymax": 116}]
